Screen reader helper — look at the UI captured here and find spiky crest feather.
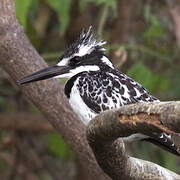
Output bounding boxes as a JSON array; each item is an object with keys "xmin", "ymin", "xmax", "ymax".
[{"xmin": 63, "ymin": 26, "xmax": 106, "ymax": 59}]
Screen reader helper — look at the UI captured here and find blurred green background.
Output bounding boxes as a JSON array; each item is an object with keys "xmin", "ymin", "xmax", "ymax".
[{"xmin": 0, "ymin": 0, "xmax": 180, "ymax": 179}]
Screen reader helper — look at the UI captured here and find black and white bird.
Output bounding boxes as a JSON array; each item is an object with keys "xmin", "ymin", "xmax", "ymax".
[{"xmin": 18, "ymin": 27, "xmax": 180, "ymax": 156}]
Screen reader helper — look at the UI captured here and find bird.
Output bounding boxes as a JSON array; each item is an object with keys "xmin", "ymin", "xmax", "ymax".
[{"xmin": 17, "ymin": 27, "xmax": 180, "ymax": 156}]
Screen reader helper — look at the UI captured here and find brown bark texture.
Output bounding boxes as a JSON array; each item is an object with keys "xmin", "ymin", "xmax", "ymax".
[
  {"xmin": 87, "ymin": 102, "xmax": 180, "ymax": 180},
  {"xmin": 0, "ymin": 0, "xmax": 109, "ymax": 179},
  {"xmin": 0, "ymin": 113, "xmax": 53, "ymax": 132}
]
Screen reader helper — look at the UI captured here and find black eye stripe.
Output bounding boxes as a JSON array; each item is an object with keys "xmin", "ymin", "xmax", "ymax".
[
  {"xmin": 73, "ymin": 56, "xmax": 80, "ymax": 61},
  {"xmin": 69, "ymin": 56, "xmax": 81, "ymax": 66}
]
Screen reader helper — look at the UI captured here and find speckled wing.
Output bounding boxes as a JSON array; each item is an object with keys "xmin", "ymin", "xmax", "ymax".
[
  {"xmin": 77, "ymin": 70, "xmax": 159, "ymax": 114},
  {"xmin": 76, "ymin": 71, "xmax": 180, "ymax": 156}
]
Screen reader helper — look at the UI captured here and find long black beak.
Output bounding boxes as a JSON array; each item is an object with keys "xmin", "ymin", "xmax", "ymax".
[{"xmin": 17, "ymin": 65, "xmax": 70, "ymax": 85}]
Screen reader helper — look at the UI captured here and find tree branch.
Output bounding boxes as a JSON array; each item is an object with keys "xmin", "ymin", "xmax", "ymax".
[
  {"xmin": 87, "ymin": 102, "xmax": 180, "ymax": 180},
  {"xmin": 0, "ymin": 0, "xmax": 109, "ymax": 179},
  {"xmin": 0, "ymin": 113, "xmax": 53, "ymax": 132}
]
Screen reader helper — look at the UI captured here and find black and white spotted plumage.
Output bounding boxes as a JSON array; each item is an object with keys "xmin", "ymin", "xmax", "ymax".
[
  {"xmin": 65, "ymin": 68, "xmax": 158, "ymax": 116},
  {"xmin": 18, "ymin": 27, "xmax": 180, "ymax": 156},
  {"xmin": 64, "ymin": 59, "xmax": 180, "ymax": 156}
]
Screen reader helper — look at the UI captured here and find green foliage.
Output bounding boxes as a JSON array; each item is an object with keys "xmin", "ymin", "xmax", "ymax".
[
  {"xmin": 86, "ymin": 0, "xmax": 116, "ymax": 7},
  {"xmin": 143, "ymin": 5, "xmax": 166, "ymax": 40},
  {"xmin": 80, "ymin": 0, "xmax": 116, "ymax": 12},
  {"xmin": 127, "ymin": 63, "xmax": 170, "ymax": 93},
  {"xmin": 47, "ymin": 132, "xmax": 72, "ymax": 158},
  {"xmin": 46, "ymin": 0, "xmax": 72, "ymax": 35},
  {"xmin": 162, "ymin": 152, "xmax": 179, "ymax": 172},
  {"xmin": 15, "ymin": 0, "xmax": 34, "ymax": 28}
]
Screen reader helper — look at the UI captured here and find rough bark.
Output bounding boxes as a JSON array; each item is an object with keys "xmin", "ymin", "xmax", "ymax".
[
  {"xmin": 87, "ymin": 102, "xmax": 180, "ymax": 180},
  {"xmin": 0, "ymin": 113, "xmax": 53, "ymax": 131},
  {"xmin": 0, "ymin": 0, "xmax": 109, "ymax": 179}
]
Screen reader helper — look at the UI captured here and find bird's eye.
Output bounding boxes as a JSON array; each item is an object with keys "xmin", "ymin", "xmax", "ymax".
[
  {"xmin": 72, "ymin": 57, "xmax": 81, "ymax": 64},
  {"xmin": 69, "ymin": 56, "xmax": 81, "ymax": 66}
]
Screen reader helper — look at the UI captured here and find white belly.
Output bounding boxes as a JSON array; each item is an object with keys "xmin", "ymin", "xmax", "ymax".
[{"xmin": 69, "ymin": 84, "xmax": 97, "ymax": 125}]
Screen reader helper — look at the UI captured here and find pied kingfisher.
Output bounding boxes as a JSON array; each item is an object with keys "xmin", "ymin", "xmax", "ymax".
[{"xmin": 18, "ymin": 27, "xmax": 180, "ymax": 156}]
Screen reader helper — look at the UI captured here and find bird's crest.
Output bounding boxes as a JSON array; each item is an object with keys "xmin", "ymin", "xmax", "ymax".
[{"xmin": 63, "ymin": 26, "xmax": 106, "ymax": 59}]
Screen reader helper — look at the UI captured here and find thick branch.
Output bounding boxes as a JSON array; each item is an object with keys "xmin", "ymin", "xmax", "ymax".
[
  {"xmin": 0, "ymin": 0, "xmax": 109, "ymax": 179},
  {"xmin": 87, "ymin": 102, "xmax": 180, "ymax": 180},
  {"xmin": 0, "ymin": 113, "xmax": 53, "ymax": 131}
]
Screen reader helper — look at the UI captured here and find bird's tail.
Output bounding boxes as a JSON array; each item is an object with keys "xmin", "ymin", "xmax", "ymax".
[{"xmin": 144, "ymin": 133, "xmax": 180, "ymax": 156}]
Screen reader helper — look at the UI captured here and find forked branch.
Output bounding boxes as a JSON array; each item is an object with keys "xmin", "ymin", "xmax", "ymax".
[{"xmin": 87, "ymin": 102, "xmax": 180, "ymax": 180}]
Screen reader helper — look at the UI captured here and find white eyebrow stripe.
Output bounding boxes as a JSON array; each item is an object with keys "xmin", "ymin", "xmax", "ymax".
[{"xmin": 57, "ymin": 58, "xmax": 70, "ymax": 66}]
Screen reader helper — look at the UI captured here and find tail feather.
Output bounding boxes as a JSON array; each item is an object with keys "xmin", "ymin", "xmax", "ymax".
[{"xmin": 144, "ymin": 133, "xmax": 180, "ymax": 156}]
